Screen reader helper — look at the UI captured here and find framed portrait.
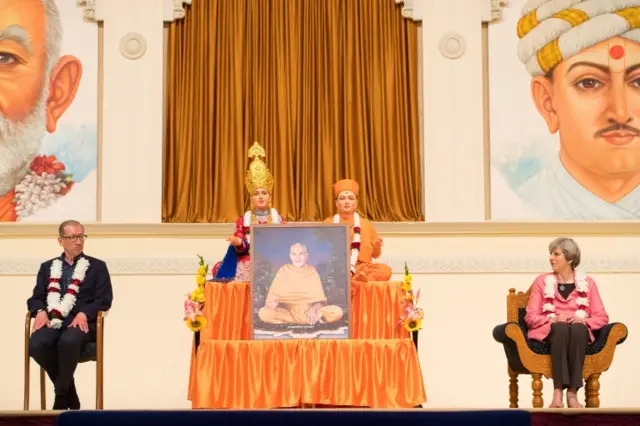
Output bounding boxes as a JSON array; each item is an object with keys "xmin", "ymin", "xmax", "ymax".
[{"xmin": 250, "ymin": 223, "xmax": 352, "ymax": 340}]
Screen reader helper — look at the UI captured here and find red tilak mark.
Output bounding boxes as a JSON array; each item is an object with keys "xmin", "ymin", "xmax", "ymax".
[{"xmin": 610, "ymin": 44, "xmax": 625, "ymax": 60}]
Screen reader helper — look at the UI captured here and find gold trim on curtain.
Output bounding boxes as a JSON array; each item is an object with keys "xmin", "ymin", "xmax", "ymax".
[{"xmin": 164, "ymin": 0, "xmax": 423, "ymax": 222}]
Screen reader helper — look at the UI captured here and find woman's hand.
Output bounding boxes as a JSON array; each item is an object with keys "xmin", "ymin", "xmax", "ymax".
[
  {"xmin": 568, "ymin": 315, "xmax": 586, "ymax": 324},
  {"xmin": 550, "ymin": 314, "xmax": 567, "ymax": 324}
]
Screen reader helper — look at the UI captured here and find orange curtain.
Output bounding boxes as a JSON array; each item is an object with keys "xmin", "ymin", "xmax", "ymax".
[{"xmin": 164, "ymin": 0, "xmax": 422, "ymax": 222}]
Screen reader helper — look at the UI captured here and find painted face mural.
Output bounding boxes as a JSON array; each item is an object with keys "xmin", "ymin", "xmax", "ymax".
[
  {"xmin": 489, "ymin": 1, "xmax": 640, "ymax": 221},
  {"xmin": 0, "ymin": 0, "xmax": 97, "ymax": 222}
]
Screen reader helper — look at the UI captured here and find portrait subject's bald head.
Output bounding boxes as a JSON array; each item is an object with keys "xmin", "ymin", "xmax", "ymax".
[{"xmin": 290, "ymin": 243, "xmax": 308, "ymax": 268}]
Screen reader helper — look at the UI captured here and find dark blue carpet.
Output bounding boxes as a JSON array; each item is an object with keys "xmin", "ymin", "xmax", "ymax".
[{"xmin": 57, "ymin": 409, "xmax": 531, "ymax": 426}]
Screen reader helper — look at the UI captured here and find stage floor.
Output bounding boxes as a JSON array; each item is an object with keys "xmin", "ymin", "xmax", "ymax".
[{"xmin": 2, "ymin": 408, "xmax": 639, "ymax": 426}]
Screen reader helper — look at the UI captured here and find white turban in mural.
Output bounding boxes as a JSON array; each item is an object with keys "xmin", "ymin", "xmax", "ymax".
[{"xmin": 517, "ymin": 0, "xmax": 640, "ymax": 76}]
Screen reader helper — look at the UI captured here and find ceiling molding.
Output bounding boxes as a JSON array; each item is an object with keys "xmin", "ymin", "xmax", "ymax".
[
  {"xmin": 487, "ymin": 0, "xmax": 508, "ymax": 23},
  {"xmin": 171, "ymin": 0, "xmax": 193, "ymax": 21},
  {"xmin": 394, "ymin": 0, "xmax": 421, "ymax": 22},
  {"xmin": 77, "ymin": 0, "xmax": 193, "ymax": 22},
  {"xmin": 76, "ymin": 0, "xmax": 101, "ymax": 21}
]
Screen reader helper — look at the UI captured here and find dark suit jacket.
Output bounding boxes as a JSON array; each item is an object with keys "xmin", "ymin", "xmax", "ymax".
[{"xmin": 27, "ymin": 253, "xmax": 114, "ymax": 327}]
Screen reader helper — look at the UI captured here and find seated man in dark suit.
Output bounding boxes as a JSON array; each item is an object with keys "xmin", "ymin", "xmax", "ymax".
[{"xmin": 27, "ymin": 220, "xmax": 113, "ymax": 410}]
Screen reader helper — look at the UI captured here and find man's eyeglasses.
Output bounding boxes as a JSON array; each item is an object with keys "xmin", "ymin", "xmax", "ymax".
[{"xmin": 61, "ymin": 234, "xmax": 88, "ymax": 242}]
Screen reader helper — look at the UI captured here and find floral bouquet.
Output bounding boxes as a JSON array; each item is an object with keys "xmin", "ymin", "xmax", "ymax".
[
  {"xmin": 184, "ymin": 255, "xmax": 208, "ymax": 332},
  {"xmin": 14, "ymin": 155, "xmax": 73, "ymax": 220},
  {"xmin": 400, "ymin": 262, "xmax": 424, "ymax": 332}
]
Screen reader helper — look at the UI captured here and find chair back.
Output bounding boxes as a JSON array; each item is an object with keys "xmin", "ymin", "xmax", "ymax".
[{"xmin": 507, "ymin": 287, "xmax": 532, "ymax": 323}]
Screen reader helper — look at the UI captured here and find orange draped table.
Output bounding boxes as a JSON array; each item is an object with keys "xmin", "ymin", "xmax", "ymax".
[{"xmin": 188, "ymin": 281, "xmax": 426, "ymax": 409}]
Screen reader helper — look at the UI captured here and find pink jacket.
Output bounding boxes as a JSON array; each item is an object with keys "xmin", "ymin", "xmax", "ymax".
[{"xmin": 525, "ymin": 273, "xmax": 609, "ymax": 342}]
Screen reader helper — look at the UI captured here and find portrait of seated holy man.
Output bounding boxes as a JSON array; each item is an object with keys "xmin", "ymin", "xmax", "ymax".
[{"xmin": 251, "ymin": 224, "xmax": 351, "ymax": 340}]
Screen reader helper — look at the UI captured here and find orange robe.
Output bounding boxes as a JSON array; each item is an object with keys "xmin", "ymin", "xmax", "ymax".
[
  {"xmin": 0, "ymin": 191, "xmax": 17, "ymax": 222},
  {"xmin": 323, "ymin": 215, "xmax": 392, "ymax": 282},
  {"xmin": 258, "ymin": 264, "xmax": 343, "ymax": 324}
]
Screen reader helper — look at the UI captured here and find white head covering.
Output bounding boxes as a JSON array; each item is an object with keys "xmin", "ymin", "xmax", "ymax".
[{"xmin": 517, "ymin": 0, "xmax": 640, "ymax": 76}]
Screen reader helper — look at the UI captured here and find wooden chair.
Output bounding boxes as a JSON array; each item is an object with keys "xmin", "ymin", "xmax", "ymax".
[
  {"xmin": 23, "ymin": 311, "xmax": 107, "ymax": 410},
  {"xmin": 493, "ymin": 287, "xmax": 628, "ymax": 408}
]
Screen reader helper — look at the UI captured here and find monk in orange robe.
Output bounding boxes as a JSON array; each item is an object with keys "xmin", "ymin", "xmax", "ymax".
[
  {"xmin": 323, "ymin": 179, "xmax": 392, "ymax": 282},
  {"xmin": 258, "ymin": 243, "xmax": 343, "ymax": 325}
]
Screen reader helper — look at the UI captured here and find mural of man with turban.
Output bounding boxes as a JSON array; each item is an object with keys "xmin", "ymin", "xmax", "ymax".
[
  {"xmin": 507, "ymin": 0, "xmax": 640, "ymax": 219},
  {"xmin": 0, "ymin": 0, "xmax": 89, "ymax": 222}
]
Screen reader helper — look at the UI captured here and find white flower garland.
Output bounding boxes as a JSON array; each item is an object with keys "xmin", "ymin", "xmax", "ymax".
[
  {"xmin": 542, "ymin": 271, "xmax": 589, "ymax": 320},
  {"xmin": 46, "ymin": 257, "xmax": 90, "ymax": 329},
  {"xmin": 333, "ymin": 212, "xmax": 361, "ymax": 274},
  {"xmin": 14, "ymin": 171, "xmax": 69, "ymax": 221},
  {"xmin": 242, "ymin": 208, "xmax": 281, "ymax": 243}
]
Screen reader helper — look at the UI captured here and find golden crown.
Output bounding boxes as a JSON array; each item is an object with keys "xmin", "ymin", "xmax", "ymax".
[{"xmin": 245, "ymin": 141, "xmax": 275, "ymax": 194}]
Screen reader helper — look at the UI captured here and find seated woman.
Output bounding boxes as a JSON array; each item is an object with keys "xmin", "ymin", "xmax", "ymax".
[
  {"xmin": 525, "ymin": 237, "xmax": 609, "ymax": 409},
  {"xmin": 211, "ymin": 142, "xmax": 285, "ymax": 282}
]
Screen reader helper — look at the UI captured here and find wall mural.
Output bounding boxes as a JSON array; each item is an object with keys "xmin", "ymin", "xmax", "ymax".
[
  {"xmin": 490, "ymin": 0, "xmax": 640, "ymax": 220},
  {"xmin": 0, "ymin": 0, "xmax": 97, "ymax": 222}
]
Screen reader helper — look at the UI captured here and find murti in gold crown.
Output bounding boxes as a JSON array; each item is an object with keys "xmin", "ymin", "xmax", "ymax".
[{"xmin": 245, "ymin": 141, "xmax": 275, "ymax": 194}]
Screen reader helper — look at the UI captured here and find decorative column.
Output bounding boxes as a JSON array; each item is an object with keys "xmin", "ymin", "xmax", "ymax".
[
  {"xmin": 396, "ymin": 0, "xmax": 506, "ymax": 222},
  {"xmin": 77, "ymin": 0, "xmax": 190, "ymax": 223}
]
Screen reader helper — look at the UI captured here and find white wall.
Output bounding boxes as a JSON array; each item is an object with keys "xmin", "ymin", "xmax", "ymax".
[{"xmin": 99, "ymin": 0, "xmax": 166, "ymax": 223}]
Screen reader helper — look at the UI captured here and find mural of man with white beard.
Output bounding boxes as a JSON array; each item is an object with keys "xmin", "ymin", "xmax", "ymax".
[{"xmin": 0, "ymin": 0, "xmax": 86, "ymax": 222}]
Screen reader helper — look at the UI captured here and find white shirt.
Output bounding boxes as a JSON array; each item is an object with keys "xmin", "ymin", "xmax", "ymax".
[{"xmin": 515, "ymin": 154, "xmax": 640, "ymax": 220}]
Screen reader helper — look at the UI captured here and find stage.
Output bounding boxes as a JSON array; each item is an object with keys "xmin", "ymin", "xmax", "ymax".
[{"xmin": 2, "ymin": 408, "xmax": 640, "ymax": 426}]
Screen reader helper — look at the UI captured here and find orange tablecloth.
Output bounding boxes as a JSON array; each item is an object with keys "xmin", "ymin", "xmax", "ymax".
[{"xmin": 188, "ymin": 281, "xmax": 426, "ymax": 408}]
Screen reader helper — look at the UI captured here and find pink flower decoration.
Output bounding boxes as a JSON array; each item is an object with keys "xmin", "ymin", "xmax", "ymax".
[{"xmin": 184, "ymin": 294, "xmax": 197, "ymax": 321}]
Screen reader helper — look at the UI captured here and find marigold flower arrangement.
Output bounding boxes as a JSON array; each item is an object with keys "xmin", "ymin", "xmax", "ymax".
[
  {"xmin": 184, "ymin": 255, "xmax": 208, "ymax": 332},
  {"xmin": 400, "ymin": 262, "xmax": 424, "ymax": 332}
]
